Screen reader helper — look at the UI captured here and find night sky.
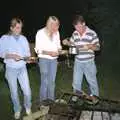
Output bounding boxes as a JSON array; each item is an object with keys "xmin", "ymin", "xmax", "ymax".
[
  {"xmin": 1, "ymin": 1, "xmax": 120, "ymax": 114},
  {"xmin": 0, "ymin": 0, "xmax": 77, "ymax": 40},
  {"xmin": 0, "ymin": 0, "xmax": 120, "ymax": 41}
]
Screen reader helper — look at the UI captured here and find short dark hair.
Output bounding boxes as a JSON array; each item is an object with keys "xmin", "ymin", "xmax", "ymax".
[
  {"xmin": 8, "ymin": 17, "xmax": 23, "ymax": 34},
  {"xmin": 72, "ymin": 15, "xmax": 85, "ymax": 26}
]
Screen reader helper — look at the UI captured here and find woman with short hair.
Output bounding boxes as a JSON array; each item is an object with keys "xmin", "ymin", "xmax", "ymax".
[{"xmin": 0, "ymin": 17, "xmax": 32, "ymax": 119}]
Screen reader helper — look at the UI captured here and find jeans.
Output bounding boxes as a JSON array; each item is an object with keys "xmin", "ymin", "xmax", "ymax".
[
  {"xmin": 72, "ymin": 58, "xmax": 99, "ymax": 96},
  {"xmin": 5, "ymin": 65, "xmax": 31, "ymax": 112},
  {"xmin": 38, "ymin": 58, "xmax": 57, "ymax": 101}
]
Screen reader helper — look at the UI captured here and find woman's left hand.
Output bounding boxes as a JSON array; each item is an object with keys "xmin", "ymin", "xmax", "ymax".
[{"xmin": 49, "ymin": 51, "xmax": 59, "ymax": 57}]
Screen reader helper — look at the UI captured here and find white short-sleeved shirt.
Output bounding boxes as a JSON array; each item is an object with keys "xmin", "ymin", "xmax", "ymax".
[{"xmin": 35, "ymin": 28, "xmax": 62, "ymax": 59}]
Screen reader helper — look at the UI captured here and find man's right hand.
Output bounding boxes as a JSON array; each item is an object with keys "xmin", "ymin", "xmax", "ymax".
[
  {"xmin": 62, "ymin": 39, "xmax": 73, "ymax": 46},
  {"xmin": 62, "ymin": 39, "xmax": 69, "ymax": 45}
]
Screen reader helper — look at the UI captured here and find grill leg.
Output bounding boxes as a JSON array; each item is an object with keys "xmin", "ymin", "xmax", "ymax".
[
  {"xmin": 91, "ymin": 111, "xmax": 94, "ymax": 120},
  {"xmin": 108, "ymin": 112, "xmax": 112, "ymax": 120},
  {"xmin": 101, "ymin": 112, "xmax": 104, "ymax": 120},
  {"xmin": 76, "ymin": 111, "xmax": 82, "ymax": 120}
]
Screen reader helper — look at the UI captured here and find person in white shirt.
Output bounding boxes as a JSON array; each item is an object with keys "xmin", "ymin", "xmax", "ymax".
[{"xmin": 35, "ymin": 16, "xmax": 62, "ymax": 102}]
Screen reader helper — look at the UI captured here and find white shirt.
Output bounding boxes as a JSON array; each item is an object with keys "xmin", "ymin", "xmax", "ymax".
[{"xmin": 35, "ymin": 28, "xmax": 62, "ymax": 59}]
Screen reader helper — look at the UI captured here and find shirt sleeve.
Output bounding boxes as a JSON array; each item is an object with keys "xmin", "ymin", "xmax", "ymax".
[
  {"xmin": 70, "ymin": 34, "xmax": 75, "ymax": 43},
  {"xmin": 91, "ymin": 32, "xmax": 100, "ymax": 50},
  {"xmin": 56, "ymin": 32, "xmax": 62, "ymax": 50},
  {"xmin": 23, "ymin": 36, "xmax": 31, "ymax": 57},
  {"xmin": 69, "ymin": 32, "xmax": 79, "ymax": 46},
  {"xmin": 70, "ymin": 31, "xmax": 79, "ymax": 43},
  {"xmin": 0, "ymin": 36, "xmax": 7, "ymax": 58},
  {"xmin": 34, "ymin": 30, "xmax": 43, "ymax": 54}
]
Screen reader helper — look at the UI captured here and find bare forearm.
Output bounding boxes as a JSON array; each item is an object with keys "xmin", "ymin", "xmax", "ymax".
[
  {"xmin": 5, "ymin": 54, "xmax": 15, "ymax": 59},
  {"xmin": 5, "ymin": 53, "xmax": 22, "ymax": 61},
  {"xmin": 89, "ymin": 45, "xmax": 100, "ymax": 51},
  {"xmin": 77, "ymin": 44, "xmax": 100, "ymax": 51},
  {"xmin": 42, "ymin": 50, "xmax": 51, "ymax": 55},
  {"xmin": 42, "ymin": 50, "xmax": 59, "ymax": 57}
]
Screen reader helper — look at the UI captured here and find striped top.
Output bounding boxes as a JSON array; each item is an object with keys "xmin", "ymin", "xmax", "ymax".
[{"xmin": 70, "ymin": 26, "xmax": 100, "ymax": 62}]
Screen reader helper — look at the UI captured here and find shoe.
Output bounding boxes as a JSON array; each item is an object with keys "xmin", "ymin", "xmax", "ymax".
[
  {"xmin": 39, "ymin": 105, "xmax": 49, "ymax": 116},
  {"xmin": 14, "ymin": 111, "xmax": 21, "ymax": 119},
  {"xmin": 71, "ymin": 96, "xmax": 78, "ymax": 102},
  {"xmin": 86, "ymin": 95, "xmax": 99, "ymax": 105},
  {"xmin": 91, "ymin": 96, "xmax": 99, "ymax": 104},
  {"xmin": 75, "ymin": 90, "xmax": 88, "ymax": 98},
  {"xmin": 26, "ymin": 108, "xmax": 32, "ymax": 115}
]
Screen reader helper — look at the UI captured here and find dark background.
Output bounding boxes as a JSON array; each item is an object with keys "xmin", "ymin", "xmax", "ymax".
[
  {"xmin": 1, "ymin": 0, "xmax": 120, "ymax": 58},
  {"xmin": 0, "ymin": 1, "xmax": 120, "ymax": 119},
  {"xmin": 0, "ymin": 0, "xmax": 120, "ymax": 76},
  {"xmin": 0, "ymin": 0, "xmax": 77, "ymax": 40},
  {"xmin": 1, "ymin": 0, "xmax": 120, "ymax": 75},
  {"xmin": 0, "ymin": 0, "xmax": 120, "ymax": 52},
  {"xmin": 1, "ymin": 0, "xmax": 119, "ymax": 41}
]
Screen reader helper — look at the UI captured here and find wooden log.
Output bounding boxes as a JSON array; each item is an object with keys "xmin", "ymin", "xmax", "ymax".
[{"xmin": 23, "ymin": 106, "xmax": 49, "ymax": 120}]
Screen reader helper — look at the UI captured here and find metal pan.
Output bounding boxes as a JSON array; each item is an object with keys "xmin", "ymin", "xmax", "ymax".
[{"xmin": 69, "ymin": 46, "xmax": 78, "ymax": 55}]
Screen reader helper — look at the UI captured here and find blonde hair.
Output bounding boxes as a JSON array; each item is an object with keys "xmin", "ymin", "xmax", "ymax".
[{"xmin": 46, "ymin": 16, "xmax": 60, "ymax": 27}]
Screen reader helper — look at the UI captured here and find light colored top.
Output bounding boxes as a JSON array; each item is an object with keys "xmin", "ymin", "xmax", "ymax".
[
  {"xmin": 35, "ymin": 28, "xmax": 62, "ymax": 59},
  {"xmin": 0, "ymin": 34, "xmax": 31, "ymax": 68},
  {"xmin": 70, "ymin": 26, "xmax": 100, "ymax": 62}
]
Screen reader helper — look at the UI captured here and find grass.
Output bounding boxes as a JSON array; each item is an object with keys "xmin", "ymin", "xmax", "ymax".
[{"xmin": 0, "ymin": 56, "xmax": 120, "ymax": 120}]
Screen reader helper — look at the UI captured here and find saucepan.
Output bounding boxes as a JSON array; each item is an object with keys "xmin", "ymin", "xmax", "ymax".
[{"xmin": 69, "ymin": 45, "xmax": 78, "ymax": 55}]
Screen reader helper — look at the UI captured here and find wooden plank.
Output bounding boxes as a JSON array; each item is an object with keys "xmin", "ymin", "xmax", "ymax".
[{"xmin": 23, "ymin": 106, "xmax": 49, "ymax": 120}]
